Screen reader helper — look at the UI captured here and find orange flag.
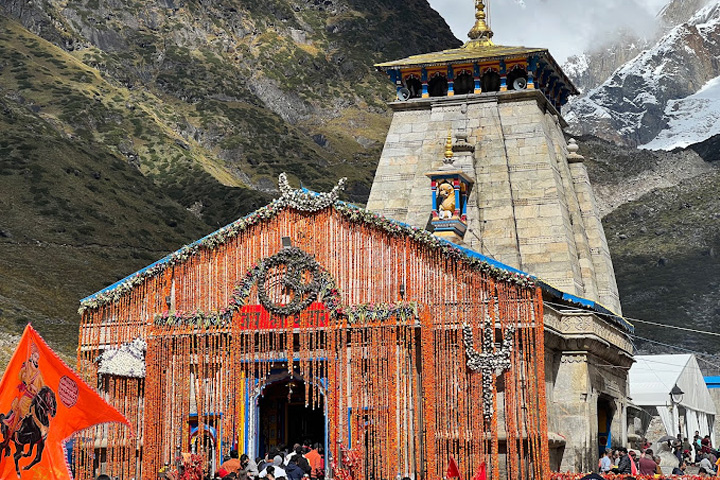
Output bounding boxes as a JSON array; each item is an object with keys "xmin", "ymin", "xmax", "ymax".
[{"xmin": 0, "ymin": 324, "xmax": 131, "ymax": 479}]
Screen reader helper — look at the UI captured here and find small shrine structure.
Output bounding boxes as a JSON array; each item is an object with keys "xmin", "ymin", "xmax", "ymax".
[
  {"xmin": 75, "ymin": 176, "xmax": 550, "ymax": 480},
  {"xmin": 374, "ymin": 0, "xmax": 577, "ymax": 111}
]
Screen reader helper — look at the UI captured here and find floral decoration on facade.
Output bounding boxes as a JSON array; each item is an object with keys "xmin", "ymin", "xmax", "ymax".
[
  {"xmin": 81, "ymin": 175, "xmax": 535, "ymax": 313},
  {"xmin": 277, "ymin": 172, "xmax": 346, "ymax": 212},
  {"xmin": 343, "ymin": 302, "xmax": 418, "ymax": 324},
  {"xmin": 462, "ymin": 321, "xmax": 515, "ymax": 420},
  {"xmin": 255, "ymin": 246, "xmax": 325, "ymax": 316},
  {"xmin": 97, "ymin": 337, "xmax": 147, "ymax": 378}
]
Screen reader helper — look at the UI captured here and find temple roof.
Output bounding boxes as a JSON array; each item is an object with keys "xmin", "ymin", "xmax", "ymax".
[
  {"xmin": 80, "ymin": 179, "xmax": 629, "ymax": 332},
  {"xmin": 375, "ymin": 43, "xmax": 578, "ymax": 96},
  {"xmin": 375, "ymin": 44, "xmax": 546, "ymax": 70},
  {"xmin": 374, "ymin": 0, "xmax": 578, "ymax": 96}
]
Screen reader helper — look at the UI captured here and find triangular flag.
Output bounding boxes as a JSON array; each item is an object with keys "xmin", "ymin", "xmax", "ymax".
[
  {"xmin": 472, "ymin": 461, "xmax": 487, "ymax": 480},
  {"xmin": 715, "ymin": 456, "xmax": 720, "ymax": 477},
  {"xmin": 0, "ymin": 324, "xmax": 131, "ymax": 479},
  {"xmin": 446, "ymin": 457, "xmax": 461, "ymax": 479},
  {"xmin": 630, "ymin": 455, "xmax": 638, "ymax": 476}
]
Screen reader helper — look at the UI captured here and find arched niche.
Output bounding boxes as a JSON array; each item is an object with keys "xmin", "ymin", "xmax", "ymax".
[
  {"xmin": 404, "ymin": 75, "xmax": 422, "ymax": 99},
  {"xmin": 481, "ymin": 69, "xmax": 500, "ymax": 93},
  {"xmin": 454, "ymin": 70, "xmax": 474, "ymax": 95},
  {"xmin": 428, "ymin": 72, "xmax": 448, "ymax": 97},
  {"xmin": 507, "ymin": 65, "xmax": 529, "ymax": 90}
]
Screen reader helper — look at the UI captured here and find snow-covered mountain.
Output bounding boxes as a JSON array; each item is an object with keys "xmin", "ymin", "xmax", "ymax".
[
  {"xmin": 564, "ymin": 0, "xmax": 720, "ymax": 148},
  {"xmin": 643, "ymin": 76, "xmax": 720, "ymax": 150}
]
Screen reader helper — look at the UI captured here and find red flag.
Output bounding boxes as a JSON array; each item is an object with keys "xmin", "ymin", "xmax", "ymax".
[
  {"xmin": 630, "ymin": 455, "xmax": 638, "ymax": 476},
  {"xmin": 472, "ymin": 462, "xmax": 487, "ymax": 480},
  {"xmin": 0, "ymin": 324, "xmax": 131, "ymax": 479},
  {"xmin": 446, "ymin": 457, "xmax": 461, "ymax": 479}
]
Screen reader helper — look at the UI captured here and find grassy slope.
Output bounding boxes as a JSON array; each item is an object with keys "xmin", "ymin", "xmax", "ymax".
[
  {"xmin": 0, "ymin": 16, "xmax": 277, "ymax": 354},
  {"xmin": 0, "ymin": 92, "xmax": 221, "ymax": 354},
  {"xmin": 0, "ymin": 0, "xmax": 460, "ymax": 359}
]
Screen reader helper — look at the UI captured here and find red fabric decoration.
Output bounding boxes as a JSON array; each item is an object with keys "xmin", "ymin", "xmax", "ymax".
[
  {"xmin": 446, "ymin": 457, "xmax": 461, "ymax": 479},
  {"xmin": 473, "ymin": 462, "xmax": 487, "ymax": 480}
]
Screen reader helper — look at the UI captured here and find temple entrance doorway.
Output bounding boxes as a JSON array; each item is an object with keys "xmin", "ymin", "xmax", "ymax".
[
  {"xmin": 597, "ymin": 397, "xmax": 614, "ymax": 457},
  {"xmin": 258, "ymin": 377, "xmax": 325, "ymax": 458}
]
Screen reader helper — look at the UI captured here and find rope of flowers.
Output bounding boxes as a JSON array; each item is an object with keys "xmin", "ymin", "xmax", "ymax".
[{"xmin": 80, "ymin": 174, "xmax": 534, "ymax": 314}]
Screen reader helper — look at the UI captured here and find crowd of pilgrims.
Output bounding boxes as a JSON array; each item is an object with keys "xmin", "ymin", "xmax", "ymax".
[
  {"xmin": 216, "ymin": 441, "xmax": 325, "ymax": 480},
  {"xmin": 598, "ymin": 432, "xmax": 718, "ymax": 477}
]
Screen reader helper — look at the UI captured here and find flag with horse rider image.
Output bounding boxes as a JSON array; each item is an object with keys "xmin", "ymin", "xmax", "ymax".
[{"xmin": 0, "ymin": 324, "xmax": 130, "ymax": 479}]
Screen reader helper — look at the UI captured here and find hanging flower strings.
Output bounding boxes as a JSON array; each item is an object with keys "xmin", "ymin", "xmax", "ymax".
[{"xmin": 74, "ymin": 179, "xmax": 547, "ymax": 480}]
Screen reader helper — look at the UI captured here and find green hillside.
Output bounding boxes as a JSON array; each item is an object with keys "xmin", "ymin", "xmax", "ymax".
[{"xmin": 0, "ymin": 1, "xmax": 459, "ymax": 357}]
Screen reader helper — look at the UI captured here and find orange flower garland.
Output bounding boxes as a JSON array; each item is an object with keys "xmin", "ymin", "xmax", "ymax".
[{"xmin": 75, "ymin": 206, "xmax": 547, "ymax": 480}]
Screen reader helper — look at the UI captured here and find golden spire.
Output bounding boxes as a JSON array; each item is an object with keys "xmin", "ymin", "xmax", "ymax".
[
  {"xmin": 444, "ymin": 131, "xmax": 454, "ymax": 162},
  {"xmin": 467, "ymin": 0, "xmax": 494, "ymax": 47}
]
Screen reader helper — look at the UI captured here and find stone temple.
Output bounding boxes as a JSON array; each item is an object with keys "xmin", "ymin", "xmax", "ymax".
[
  {"xmin": 370, "ymin": 0, "xmax": 633, "ymax": 472},
  {"xmin": 74, "ymin": 2, "xmax": 635, "ymax": 478}
]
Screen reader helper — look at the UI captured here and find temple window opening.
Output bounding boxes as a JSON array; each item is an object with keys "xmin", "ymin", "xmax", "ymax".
[
  {"xmin": 454, "ymin": 71, "xmax": 474, "ymax": 95},
  {"xmin": 405, "ymin": 75, "xmax": 422, "ymax": 98},
  {"xmin": 481, "ymin": 69, "xmax": 500, "ymax": 93},
  {"xmin": 507, "ymin": 66, "xmax": 528, "ymax": 90},
  {"xmin": 428, "ymin": 72, "xmax": 448, "ymax": 97}
]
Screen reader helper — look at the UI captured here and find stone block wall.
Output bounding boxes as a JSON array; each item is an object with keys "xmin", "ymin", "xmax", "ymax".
[
  {"xmin": 544, "ymin": 306, "xmax": 633, "ymax": 472},
  {"xmin": 368, "ymin": 90, "xmax": 622, "ymax": 314}
]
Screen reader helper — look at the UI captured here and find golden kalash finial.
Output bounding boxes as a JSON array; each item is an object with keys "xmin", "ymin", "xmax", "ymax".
[
  {"xmin": 467, "ymin": 0, "xmax": 494, "ymax": 47},
  {"xmin": 443, "ymin": 130, "xmax": 454, "ymax": 166}
]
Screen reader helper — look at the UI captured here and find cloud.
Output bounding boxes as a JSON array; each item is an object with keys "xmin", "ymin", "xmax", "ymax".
[{"xmin": 427, "ymin": 0, "xmax": 668, "ymax": 63}]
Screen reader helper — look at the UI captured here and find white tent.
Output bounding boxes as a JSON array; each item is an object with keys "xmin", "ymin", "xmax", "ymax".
[{"xmin": 630, "ymin": 354, "xmax": 716, "ymax": 443}]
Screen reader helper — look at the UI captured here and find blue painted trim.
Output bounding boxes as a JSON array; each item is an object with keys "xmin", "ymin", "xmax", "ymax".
[
  {"xmin": 81, "ymin": 207, "xmax": 262, "ymax": 302},
  {"xmin": 347, "ymin": 407, "xmax": 352, "ymax": 448},
  {"xmin": 705, "ymin": 377, "xmax": 720, "ymax": 388},
  {"xmin": 245, "ymin": 380, "xmax": 250, "ymax": 455}
]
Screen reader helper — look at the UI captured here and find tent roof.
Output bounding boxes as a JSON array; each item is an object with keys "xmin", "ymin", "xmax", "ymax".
[{"xmin": 630, "ymin": 354, "xmax": 716, "ymax": 415}]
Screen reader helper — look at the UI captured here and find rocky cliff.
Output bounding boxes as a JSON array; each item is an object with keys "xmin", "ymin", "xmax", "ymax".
[{"xmin": 565, "ymin": 0, "xmax": 720, "ymax": 148}]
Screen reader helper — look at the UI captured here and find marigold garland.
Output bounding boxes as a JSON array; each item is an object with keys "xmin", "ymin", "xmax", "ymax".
[{"xmin": 75, "ymin": 203, "xmax": 546, "ymax": 480}]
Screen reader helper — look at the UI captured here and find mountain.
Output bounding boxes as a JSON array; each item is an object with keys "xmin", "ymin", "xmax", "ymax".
[
  {"xmin": 565, "ymin": 0, "xmax": 720, "ymax": 147},
  {"xmin": 578, "ymin": 135, "xmax": 720, "ymax": 357},
  {"xmin": 560, "ymin": 0, "xmax": 720, "ymax": 361},
  {"xmin": 563, "ymin": 32, "xmax": 651, "ymax": 95},
  {"xmin": 0, "ymin": 0, "xmax": 459, "ymax": 357}
]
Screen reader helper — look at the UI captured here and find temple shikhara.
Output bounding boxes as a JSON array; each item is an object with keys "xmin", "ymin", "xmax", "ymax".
[{"xmin": 75, "ymin": 2, "xmax": 634, "ymax": 479}]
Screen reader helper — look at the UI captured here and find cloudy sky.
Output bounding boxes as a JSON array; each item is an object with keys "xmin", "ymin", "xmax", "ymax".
[{"xmin": 427, "ymin": 0, "xmax": 669, "ymax": 63}]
